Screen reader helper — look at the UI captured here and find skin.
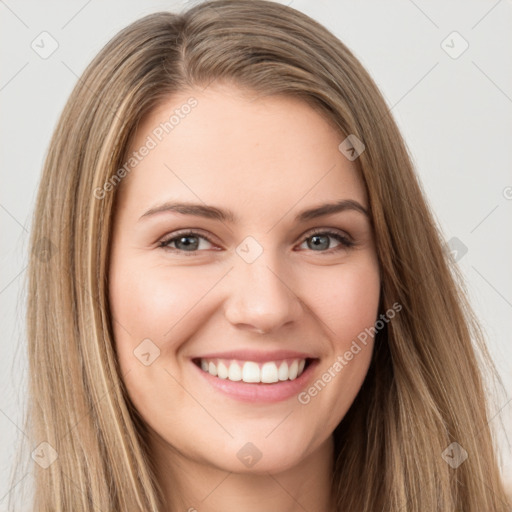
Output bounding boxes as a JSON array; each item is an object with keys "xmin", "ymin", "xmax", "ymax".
[{"xmin": 108, "ymin": 83, "xmax": 381, "ymax": 512}]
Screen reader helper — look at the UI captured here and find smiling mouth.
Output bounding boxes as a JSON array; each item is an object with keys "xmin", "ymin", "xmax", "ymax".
[{"xmin": 192, "ymin": 357, "xmax": 314, "ymax": 384}]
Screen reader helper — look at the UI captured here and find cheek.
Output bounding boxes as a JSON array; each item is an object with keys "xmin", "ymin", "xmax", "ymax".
[
  {"xmin": 108, "ymin": 259, "xmax": 206, "ymax": 415},
  {"xmin": 295, "ymin": 260, "xmax": 380, "ymax": 429},
  {"xmin": 307, "ymin": 257, "xmax": 381, "ymax": 346},
  {"xmin": 108, "ymin": 259, "xmax": 218, "ymax": 362}
]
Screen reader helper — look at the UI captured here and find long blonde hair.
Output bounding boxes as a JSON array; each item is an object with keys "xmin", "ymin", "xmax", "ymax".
[{"xmin": 9, "ymin": 0, "xmax": 510, "ymax": 510}]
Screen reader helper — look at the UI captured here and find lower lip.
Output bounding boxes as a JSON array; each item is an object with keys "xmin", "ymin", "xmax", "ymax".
[{"xmin": 192, "ymin": 359, "xmax": 319, "ymax": 403}]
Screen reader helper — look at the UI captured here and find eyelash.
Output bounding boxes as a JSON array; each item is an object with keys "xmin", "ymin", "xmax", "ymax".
[{"xmin": 158, "ymin": 228, "xmax": 355, "ymax": 256}]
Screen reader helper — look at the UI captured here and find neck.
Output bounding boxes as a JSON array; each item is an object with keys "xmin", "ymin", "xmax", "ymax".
[{"xmin": 150, "ymin": 434, "xmax": 336, "ymax": 512}]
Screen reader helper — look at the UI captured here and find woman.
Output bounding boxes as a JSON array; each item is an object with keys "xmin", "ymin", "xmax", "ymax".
[{"xmin": 12, "ymin": 0, "xmax": 510, "ymax": 510}]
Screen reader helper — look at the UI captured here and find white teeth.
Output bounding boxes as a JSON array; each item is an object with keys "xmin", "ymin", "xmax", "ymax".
[
  {"xmin": 242, "ymin": 362, "xmax": 260, "ymax": 383},
  {"xmin": 217, "ymin": 361, "xmax": 228, "ymax": 379},
  {"xmin": 208, "ymin": 361, "xmax": 217, "ymax": 377},
  {"xmin": 278, "ymin": 361, "xmax": 289, "ymax": 381},
  {"xmin": 198, "ymin": 358, "xmax": 308, "ymax": 383},
  {"xmin": 228, "ymin": 361, "xmax": 242, "ymax": 381},
  {"xmin": 289, "ymin": 360, "xmax": 298, "ymax": 380},
  {"xmin": 261, "ymin": 362, "xmax": 279, "ymax": 383}
]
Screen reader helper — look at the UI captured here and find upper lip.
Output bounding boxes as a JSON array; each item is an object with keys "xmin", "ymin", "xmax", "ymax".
[{"xmin": 192, "ymin": 349, "xmax": 316, "ymax": 363}]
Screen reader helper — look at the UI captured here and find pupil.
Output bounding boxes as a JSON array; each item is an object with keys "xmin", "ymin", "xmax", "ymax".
[
  {"xmin": 309, "ymin": 234, "xmax": 328, "ymax": 251},
  {"xmin": 177, "ymin": 236, "xmax": 198, "ymax": 251}
]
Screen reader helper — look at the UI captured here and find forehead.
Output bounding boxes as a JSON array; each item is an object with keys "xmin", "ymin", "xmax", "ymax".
[{"xmin": 117, "ymin": 85, "xmax": 367, "ymax": 221}]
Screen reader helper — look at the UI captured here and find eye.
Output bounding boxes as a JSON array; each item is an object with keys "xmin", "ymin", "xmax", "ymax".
[
  {"xmin": 158, "ymin": 228, "xmax": 354, "ymax": 255},
  {"xmin": 158, "ymin": 230, "xmax": 216, "ymax": 254},
  {"xmin": 297, "ymin": 229, "xmax": 354, "ymax": 253}
]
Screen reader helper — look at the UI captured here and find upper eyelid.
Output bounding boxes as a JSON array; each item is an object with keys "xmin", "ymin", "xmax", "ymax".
[
  {"xmin": 305, "ymin": 227, "xmax": 352, "ymax": 239},
  {"xmin": 160, "ymin": 228, "xmax": 215, "ymax": 244}
]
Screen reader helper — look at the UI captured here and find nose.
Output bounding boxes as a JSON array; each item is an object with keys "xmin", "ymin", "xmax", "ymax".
[{"xmin": 223, "ymin": 249, "xmax": 304, "ymax": 335}]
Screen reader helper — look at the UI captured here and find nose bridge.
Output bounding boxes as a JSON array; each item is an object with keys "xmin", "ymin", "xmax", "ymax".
[{"xmin": 224, "ymin": 235, "xmax": 302, "ymax": 333}]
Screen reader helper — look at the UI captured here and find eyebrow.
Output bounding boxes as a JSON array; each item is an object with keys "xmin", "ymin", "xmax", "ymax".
[{"xmin": 139, "ymin": 199, "xmax": 369, "ymax": 223}]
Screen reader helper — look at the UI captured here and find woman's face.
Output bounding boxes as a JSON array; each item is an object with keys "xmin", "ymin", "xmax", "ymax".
[{"xmin": 109, "ymin": 84, "xmax": 380, "ymax": 475}]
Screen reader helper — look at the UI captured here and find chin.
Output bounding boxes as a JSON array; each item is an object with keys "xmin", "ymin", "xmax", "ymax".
[{"xmin": 195, "ymin": 434, "xmax": 319, "ymax": 475}]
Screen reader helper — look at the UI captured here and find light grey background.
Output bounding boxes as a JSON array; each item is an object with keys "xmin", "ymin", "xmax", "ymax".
[{"xmin": 1, "ymin": 0, "xmax": 511, "ymax": 507}]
